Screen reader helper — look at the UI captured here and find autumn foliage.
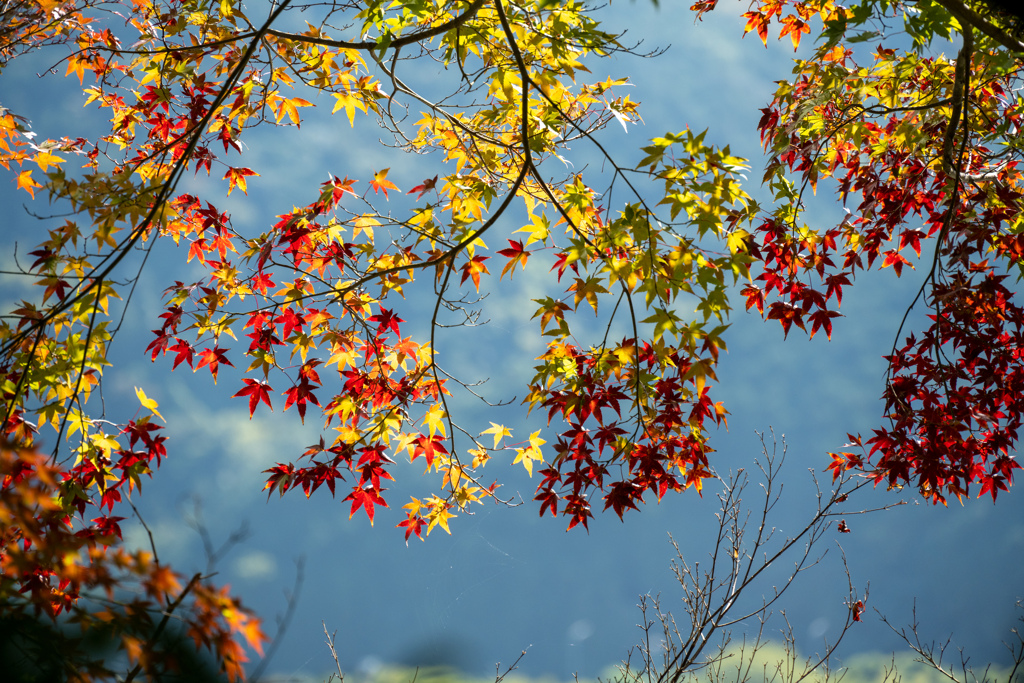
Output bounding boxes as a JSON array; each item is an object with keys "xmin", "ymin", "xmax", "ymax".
[
  {"xmin": 3, "ymin": 0, "xmax": 1024, "ymax": 677},
  {"xmin": 0, "ymin": 438, "xmax": 265, "ymax": 680}
]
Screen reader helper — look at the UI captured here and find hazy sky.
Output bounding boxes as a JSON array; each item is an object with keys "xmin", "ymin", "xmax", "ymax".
[{"xmin": 2, "ymin": 1, "xmax": 1023, "ymax": 681}]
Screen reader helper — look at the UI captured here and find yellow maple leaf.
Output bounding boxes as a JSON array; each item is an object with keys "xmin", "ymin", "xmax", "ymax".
[
  {"xmin": 403, "ymin": 496, "xmax": 423, "ymax": 517},
  {"xmin": 135, "ymin": 387, "xmax": 165, "ymax": 423},
  {"xmin": 425, "ymin": 497, "xmax": 455, "ymax": 535},
  {"xmin": 469, "ymin": 447, "xmax": 491, "ymax": 468},
  {"xmin": 513, "ymin": 430, "xmax": 546, "ymax": 477},
  {"xmin": 353, "ymin": 214, "xmax": 379, "ymax": 241},
  {"xmin": 33, "ymin": 150, "xmax": 64, "ymax": 173},
  {"xmin": 391, "ymin": 431, "xmax": 418, "ymax": 460},
  {"xmin": 331, "ymin": 90, "xmax": 367, "ymax": 126},
  {"xmin": 726, "ymin": 228, "xmax": 750, "ymax": 255},
  {"xmin": 480, "ymin": 422, "xmax": 512, "ymax": 449},
  {"xmin": 422, "ymin": 404, "xmax": 447, "ymax": 438},
  {"xmin": 91, "ymin": 432, "xmax": 122, "ymax": 459}
]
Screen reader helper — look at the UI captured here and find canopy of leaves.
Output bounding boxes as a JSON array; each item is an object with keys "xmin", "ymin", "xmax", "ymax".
[{"xmin": 3, "ymin": 0, "xmax": 1024, "ymax": 677}]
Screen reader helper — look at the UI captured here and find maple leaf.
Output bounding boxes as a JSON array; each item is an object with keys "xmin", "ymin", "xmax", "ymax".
[
  {"xmin": 398, "ymin": 512, "xmax": 426, "ymax": 544},
  {"xmin": 513, "ymin": 430, "xmax": 546, "ymax": 477},
  {"xmin": 37, "ymin": 276, "xmax": 71, "ymax": 303},
  {"xmin": 407, "ymin": 175, "xmax": 438, "ymax": 199},
  {"xmin": 232, "ymin": 379, "xmax": 274, "ymax": 417},
  {"xmin": 481, "ymin": 422, "xmax": 512, "ymax": 449},
  {"xmin": 568, "ymin": 276, "xmax": 608, "ymax": 313},
  {"xmin": 536, "ymin": 486, "xmax": 559, "ymax": 517},
  {"xmin": 369, "ymin": 168, "xmax": 399, "ymax": 197},
  {"xmin": 321, "ymin": 176, "xmax": 358, "ymax": 205},
  {"xmin": 412, "ymin": 435, "xmax": 449, "ymax": 468},
  {"xmin": 742, "ymin": 10, "xmax": 770, "ymax": 45},
  {"xmin": 497, "ymin": 239, "xmax": 531, "ymax": 279},
  {"xmin": 778, "ymin": 15, "xmax": 809, "ymax": 50},
  {"xmin": 808, "ymin": 309, "xmax": 842, "ymax": 340},
  {"xmin": 331, "ymin": 90, "xmax": 368, "ymax": 126},
  {"xmin": 283, "ymin": 379, "xmax": 320, "ymax": 423},
  {"xmin": 604, "ymin": 480, "xmax": 642, "ymax": 519},
  {"xmin": 224, "ymin": 167, "xmax": 259, "ymax": 196},
  {"xmin": 196, "ymin": 347, "xmax": 233, "ymax": 383},
  {"xmin": 460, "ymin": 255, "xmax": 490, "ymax": 292},
  {"xmin": 64, "ymin": 53, "xmax": 88, "ymax": 83},
  {"xmin": 564, "ymin": 494, "xmax": 592, "ymax": 531},
  {"xmin": 368, "ymin": 308, "xmax": 404, "ymax": 337},
  {"xmin": 272, "ymin": 95, "xmax": 313, "ymax": 126},
  {"xmin": 642, "ymin": 307, "xmax": 682, "ymax": 341},
  {"xmin": 824, "ymin": 273, "xmax": 851, "ymax": 307},
  {"xmin": 881, "ymin": 250, "xmax": 912, "ymax": 277},
  {"xmin": 275, "ymin": 307, "xmax": 306, "ymax": 340},
  {"xmin": 304, "ymin": 307, "xmax": 333, "ymax": 330},
  {"xmin": 766, "ymin": 302, "xmax": 805, "ymax": 339},
  {"xmin": 264, "ymin": 463, "xmax": 296, "ymax": 497},
  {"xmin": 167, "ymin": 339, "xmax": 194, "ymax": 369},
  {"xmin": 134, "ymin": 387, "xmax": 165, "ymax": 423},
  {"xmin": 425, "ymin": 496, "xmax": 455, "ymax": 535},
  {"xmin": 17, "ymin": 169, "xmax": 42, "ymax": 198},
  {"xmin": 33, "ymin": 150, "xmax": 64, "ymax": 173},
  {"xmin": 827, "ymin": 451, "xmax": 863, "ymax": 482},
  {"xmin": 343, "ymin": 485, "xmax": 388, "ymax": 524},
  {"xmin": 898, "ymin": 229, "xmax": 925, "ymax": 257},
  {"xmin": 422, "ymin": 404, "xmax": 447, "ymax": 439}
]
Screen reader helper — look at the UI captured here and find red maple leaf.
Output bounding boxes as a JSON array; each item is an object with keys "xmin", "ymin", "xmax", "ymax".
[
  {"xmin": 407, "ymin": 175, "xmax": 438, "ymax": 199},
  {"xmin": 233, "ymin": 379, "xmax": 273, "ymax": 417},
  {"xmin": 397, "ymin": 514, "xmax": 425, "ymax": 543},
  {"xmin": 167, "ymin": 339, "xmax": 194, "ymax": 369},
  {"xmin": 497, "ymin": 239, "xmax": 530, "ymax": 279},
  {"xmin": 343, "ymin": 485, "xmax": 388, "ymax": 524},
  {"xmin": 275, "ymin": 308, "xmax": 306, "ymax": 340},
  {"xmin": 283, "ymin": 379, "xmax": 320, "ymax": 423},
  {"xmin": 146, "ymin": 331, "xmax": 171, "ymax": 361},
  {"xmin": 368, "ymin": 308, "xmax": 404, "ymax": 337},
  {"xmin": 196, "ymin": 346, "xmax": 233, "ymax": 383}
]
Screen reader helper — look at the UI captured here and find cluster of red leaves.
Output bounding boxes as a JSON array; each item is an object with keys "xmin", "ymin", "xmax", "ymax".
[
  {"xmin": 151, "ymin": 176, "xmax": 451, "ymax": 526},
  {"xmin": 868, "ymin": 262, "xmax": 1024, "ymax": 501},
  {"xmin": 740, "ymin": 216, "xmax": 848, "ymax": 341},
  {"xmin": 0, "ymin": 440, "xmax": 266, "ymax": 682},
  {"xmin": 532, "ymin": 340, "xmax": 725, "ymax": 530},
  {"xmin": 263, "ymin": 438, "xmax": 398, "ymax": 521},
  {"xmin": 692, "ymin": 0, "xmax": 836, "ymax": 50},
  {"xmin": 755, "ymin": 42, "xmax": 1024, "ymax": 503}
]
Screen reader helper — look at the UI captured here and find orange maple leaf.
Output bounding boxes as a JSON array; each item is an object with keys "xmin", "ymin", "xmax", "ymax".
[
  {"xmin": 460, "ymin": 255, "xmax": 490, "ymax": 292},
  {"xmin": 223, "ymin": 167, "xmax": 259, "ymax": 196},
  {"xmin": 17, "ymin": 169, "xmax": 41, "ymax": 198},
  {"xmin": 370, "ymin": 168, "xmax": 399, "ymax": 197}
]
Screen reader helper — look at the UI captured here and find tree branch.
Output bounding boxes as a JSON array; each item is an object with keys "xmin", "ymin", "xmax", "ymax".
[
  {"xmin": 265, "ymin": 0, "xmax": 486, "ymax": 52},
  {"xmin": 932, "ymin": 0, "xmax": 1024, "ymax": 55}
]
